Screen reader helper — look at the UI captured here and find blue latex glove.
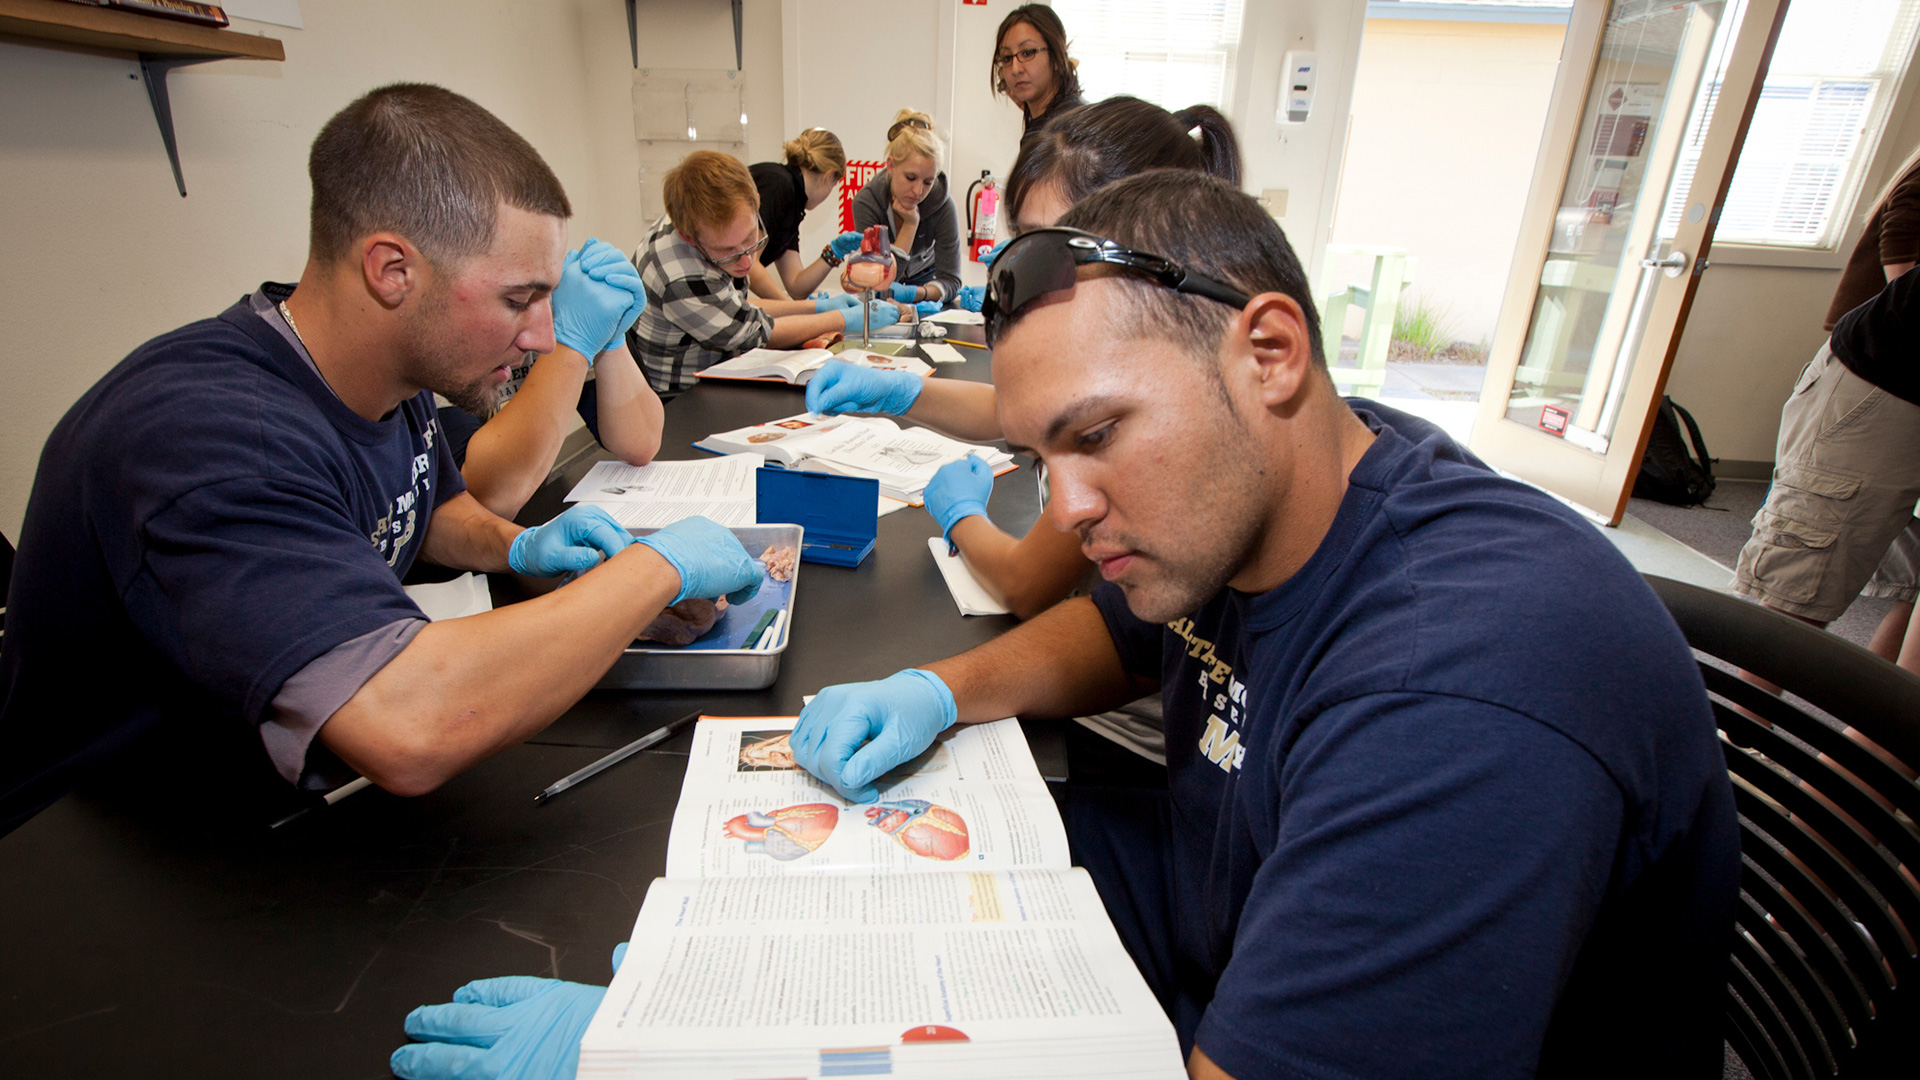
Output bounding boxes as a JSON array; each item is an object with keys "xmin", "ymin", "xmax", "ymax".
[
  {"xmin": 390, "ymin": 944, "xmax": 627, "ymax": 1080},
  {"xmin": 977, "ymin": 239, "xmax": 1009, "ymax": 267},
  {"xmin": 575, "ymin": 238, "xmax": 646, "ymax": 357},
  {"xmin": 805, "ymin": 358, "xmax": 924, "ymax": 416},
  {"xmin": 955, "ymin": 284, "xmax": 986, "ymax": 313},
  {"xmin": 915, "ymin": 300, "xmax": 943, "ymax": 318},
  {"xmin": 828, "ymin": 231, "xmax": 863, "ymax": 258},
  {"xmin": 889, "ymin": 283, "xmax": 918, "ymax": 303},
  {"xmin": 552, "ymin": 241, "xmax": 642, "ymax": 363},
  {"xmin": 790, "ymin": 669, "xmax": 958, "ymax": 802},
  {"xmin": 840, "ymin": 299, "xmax": 902, "ymax": 335},
  {"xmin": 814, "ymin": 293, "xmax": 860, "ymax": 314},
  {"xmin": 508, "ymin": 505, "xmax": 633, "ymax": 577},
  {"xmin": 633, "ymin": 515, "xmax": 763, "ymax": 606},
  {"xmin": 924, "ymin": 455, "xmax": 993, "ymax": 545}
]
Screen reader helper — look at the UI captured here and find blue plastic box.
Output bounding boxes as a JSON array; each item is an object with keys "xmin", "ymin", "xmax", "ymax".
[{"xmin": 755, "ymin": 466, "xmax": 877, "ymax": 567}]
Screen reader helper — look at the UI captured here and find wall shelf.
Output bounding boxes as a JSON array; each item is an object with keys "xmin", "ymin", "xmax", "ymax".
[{"xmin": 0, "ymin": 0, "xmax": 285, "ymax": 196}]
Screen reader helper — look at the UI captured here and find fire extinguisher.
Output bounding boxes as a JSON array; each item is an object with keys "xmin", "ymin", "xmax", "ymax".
[{"xmin": 966, "ymin": 170, "xmax": 999, "ymax": 264}]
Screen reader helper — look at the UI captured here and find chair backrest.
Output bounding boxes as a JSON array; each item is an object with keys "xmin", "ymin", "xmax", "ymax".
[{"xmin": 1646, "ymin": 575, "xmax": 1920, "ymax": 1080}]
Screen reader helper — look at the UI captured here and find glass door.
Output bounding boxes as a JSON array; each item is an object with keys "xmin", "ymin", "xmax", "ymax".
[{"xmin": 1468, "ymin": 0, "xmax": 1791, "ymax": 523}]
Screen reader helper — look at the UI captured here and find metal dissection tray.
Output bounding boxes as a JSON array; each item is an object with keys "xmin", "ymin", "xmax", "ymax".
[{"xmin": 594, "ymin": 523, "xmax": 802, "ymax": 690}]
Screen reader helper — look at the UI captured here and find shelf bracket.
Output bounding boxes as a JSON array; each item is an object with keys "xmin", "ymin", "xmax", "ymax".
[
  {"xmin": 625, "ymin": 0, "xmax": 637, "ymax": 68},
  {"xmin": 139, "ymin": 53, "xmax": 219, "ymax": 198},
  {"xmin": 731, "ymin": 0, "xmax": 742, "ymax": 70}
]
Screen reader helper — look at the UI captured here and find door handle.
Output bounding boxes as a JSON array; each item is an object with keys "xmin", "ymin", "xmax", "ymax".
[{"xmin": 1638, "ymin": 251, "xmax": 1690, "ymax": 278}]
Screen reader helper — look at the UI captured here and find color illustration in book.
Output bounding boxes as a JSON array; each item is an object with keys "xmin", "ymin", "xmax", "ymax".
[
  {"xmin": 747, "ymin": 432, "xmax": 786, "ymax": 444},
  {"xmin": 862, "ymin": 799, "xmax": 970, "ymax": 860},
  {"xmin": 723, "ymin": 803, "xmax": 838, "ymax": 861},
  {"xmin": 737, "ymin": 730, "xmax": 799, "ymax": 771}
]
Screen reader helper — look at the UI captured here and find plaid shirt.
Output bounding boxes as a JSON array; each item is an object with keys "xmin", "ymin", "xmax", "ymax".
[{"xmin": 627, "ymin": 216, "xmax": 774, "ymax": 393}]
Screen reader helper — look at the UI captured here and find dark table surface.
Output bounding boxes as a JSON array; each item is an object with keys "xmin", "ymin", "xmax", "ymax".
[{"xmin": 0, "ymin": 335, "xmax": 1058, "ymax": 1079}]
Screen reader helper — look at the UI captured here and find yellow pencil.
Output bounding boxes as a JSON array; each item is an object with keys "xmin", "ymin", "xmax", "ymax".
[{"xmin": 944, "ymin": 338, "xmax": 988, "ymax": 350}]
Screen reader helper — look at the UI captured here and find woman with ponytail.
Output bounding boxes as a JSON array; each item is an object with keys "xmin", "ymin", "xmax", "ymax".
[{"xmin": 750, "ymin": 127, "xmax": 862, "ymax": 300}]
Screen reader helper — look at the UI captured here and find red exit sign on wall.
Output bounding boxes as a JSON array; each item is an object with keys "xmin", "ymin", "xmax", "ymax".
[{"xmin": 962, "ymin": 0, "xmax": 988, "ymax": 5}]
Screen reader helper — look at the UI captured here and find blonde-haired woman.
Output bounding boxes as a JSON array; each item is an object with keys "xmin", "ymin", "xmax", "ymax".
[
  {"xmin": 750, "ymin": 127, "xmax": 863, "ymax": 300},
  {"xmin": 845, "ymin": 110, "xmax": 962, "ymax": 306}
]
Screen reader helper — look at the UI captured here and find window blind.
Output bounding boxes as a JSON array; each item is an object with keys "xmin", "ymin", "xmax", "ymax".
[
  {"xmin": 1049, "ymin": 0, "xmax": 1247, "ymax": 111},
  {"xmin": 1659, "ymin": 0, "xmax": 1920, "ymax": 248}
]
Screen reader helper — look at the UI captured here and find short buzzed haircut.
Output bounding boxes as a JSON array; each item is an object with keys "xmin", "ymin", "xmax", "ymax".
[
  {"xmin": 1051, "ymin": 169, "xmax": 1324, "ymax": 368},
  {"xmin": 663, "ymin": 150, "xmax": 759, "ymax": 237},
  {"xmin": 308, "ymin": 83, "xmax": 571, "ymax": 266}
]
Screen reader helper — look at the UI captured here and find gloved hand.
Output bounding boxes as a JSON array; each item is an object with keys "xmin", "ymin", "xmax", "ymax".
[
  {"xmin": 915, "ymin": 300, "xmax": 943, "ymax": 318},
  {"xmin": 508, "ymin": 505, "xmax": 634, "ymax": 577},
  {"xmin": 814, "ymin": 293, "xmax": 860, "ymax": 314},
  {"xmin": 790, "ymin": 669, "xmax": 958, "ymax": 802},
  {"xmin": 633, "ymin": 515, "xmax": 762, "ymax": 606},
  {"xmin": 924, "ymin": 455, "xmax": 993, "ymax": 545},
  {"xmin": 977, "ymin": 239, "xmax": 1009, "ymax": 267},
  {"xmin": 955, "ymin": 284, "xmax": 986, "ymax": 313},
  {"xmin": 573, "ymin": 238, "xmax": 646, "ymax": 357},
  {"xmin": 889, "ymin": 283, "xmax": 919, "ymax": 303},
  {"xmin": 840, "ymin": 299, "xmax": 902, "ymax": 335},
  {"xmin": 390, "ymin": 944, "xmax": 628, "ymax": 1080},
  {"xmin": 828, "ymin": 231, "xmax": 864, "ymax": 259},
  {"xmin": 805, "ymin": 358, "xmax": 923, "ymax": 416},
  {"xmin": 552, "ymin": 240, "xmax": 644, "ymax": 363}
]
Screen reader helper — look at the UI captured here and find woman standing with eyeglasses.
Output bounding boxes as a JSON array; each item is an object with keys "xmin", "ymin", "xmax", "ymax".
[
  {"xmin": 993, "ymin": 4, "xmax": 1083, "ymax": 141},
  {"xmin": 628, "ymin": 150, "xmax": 898, "ymax": 394},
  {"xmin": 845, "ymin": 110, "xmax": 962, "ymax": 308}
]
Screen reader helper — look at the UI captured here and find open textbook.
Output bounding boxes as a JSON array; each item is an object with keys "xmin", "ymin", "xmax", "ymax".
[
  {"xmin": 694, "ymin": 414, "xmax": 1017, "ymax": 504},
  {"xmin": 696, "ymin": 346, "xmax": 932, "ymax": 385},
  {"xmin": 578, "ymin": 717, "xmax": 1185, "ymax": 1079},
  {"xmin": 563, "ymin": 454, "xmax": 763, "ymax": 528}
]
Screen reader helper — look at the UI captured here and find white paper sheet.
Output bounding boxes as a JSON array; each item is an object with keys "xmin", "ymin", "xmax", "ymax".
[
  {"xmin": 926, "ymin": 538, "xmax": 1011, "ymax": 616},
  {"xmin": 927, "ymin": 309, "xmax": 986, "ymax": 326},
  {"xmin": 565, "ymin": 455, "xmax": 762, "ymax": 527},
  {"xmin": 402, "ymin": 572, "xmax": 493, "ymax": 621},
  {"xmin": 919, "ymin": 342, "xmax": 969, "ymax": 365}
]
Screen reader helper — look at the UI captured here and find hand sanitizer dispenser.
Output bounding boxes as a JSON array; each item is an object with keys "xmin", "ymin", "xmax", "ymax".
[{"xmin": 1279, "ymin": 51, "xmax": 1317, "ymax": 124}]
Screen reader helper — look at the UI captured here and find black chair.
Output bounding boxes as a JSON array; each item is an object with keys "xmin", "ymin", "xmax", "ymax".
[{"xmin": 1646, "ymin": 576, "xmax": 1920, "ymax": 1080}]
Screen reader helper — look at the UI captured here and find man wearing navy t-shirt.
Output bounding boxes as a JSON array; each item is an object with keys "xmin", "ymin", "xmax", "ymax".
[
  {"xmin": 0, "ymin": 85, "xmax": 763, "ymax": 835},
  {"xmin": 780, "ymin": 172, "xmax": 1741, "ymax": 1079}
]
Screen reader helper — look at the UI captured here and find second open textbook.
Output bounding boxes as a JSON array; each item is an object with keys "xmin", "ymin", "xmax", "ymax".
[{"xmin": 577, "ymin": 717, "xmax": 1186, "ymax": 1079}]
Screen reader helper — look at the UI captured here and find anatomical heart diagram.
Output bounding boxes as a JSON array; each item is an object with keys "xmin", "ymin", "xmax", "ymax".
[
  {"xmin": 862, "ymin": 799, "xmax": 970, "ymax": 861},
  {"xmin": 724, "ymin": 803, "xmax": 839, "ymax": 861}
]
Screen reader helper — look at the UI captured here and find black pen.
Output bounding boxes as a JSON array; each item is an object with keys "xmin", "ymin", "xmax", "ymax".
[{"xmin": 534, "ymin": 709, "xmax": 702, "ymax": 804}]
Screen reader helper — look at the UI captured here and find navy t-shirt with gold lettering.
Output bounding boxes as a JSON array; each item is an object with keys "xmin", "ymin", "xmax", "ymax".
[
  {"xmin": 0, "ymin": 284, "xmax": 462, "ymax": 834},
  {"xmin": 1090, "ymin": 401, "xmax": 1738, "ymax": 1079}
]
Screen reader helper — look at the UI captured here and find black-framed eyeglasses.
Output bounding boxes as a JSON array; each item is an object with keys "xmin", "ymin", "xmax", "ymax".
[
  {"xmin": 982, "ymin": 227, "xmax": 1253, "ymax": 346},
  {"xmin": 995, "ymin": 45, "xmax": 1048, "ymax": 69},
  {"xmin": 692, "ymin": 215, "xmax": 768, "ymax": 272}
]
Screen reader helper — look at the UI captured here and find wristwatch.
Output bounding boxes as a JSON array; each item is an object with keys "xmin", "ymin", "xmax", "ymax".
[{"xmin": 821, "ymin": 244, "xmax": 844, "ymax": 268}]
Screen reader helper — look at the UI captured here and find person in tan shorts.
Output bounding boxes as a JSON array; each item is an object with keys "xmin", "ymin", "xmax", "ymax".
[{"xmin": 1735, "ymin": 150, "xmax": 1920, "ymax": 673}]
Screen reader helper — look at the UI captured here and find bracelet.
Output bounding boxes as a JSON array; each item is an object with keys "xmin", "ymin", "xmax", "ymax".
[{"xmin": 821, "ymin": 245, "xmax": 844, "ymax": 268}]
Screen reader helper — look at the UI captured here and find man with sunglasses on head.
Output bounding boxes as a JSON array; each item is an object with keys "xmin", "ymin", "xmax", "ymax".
[
  {"xmin": 783, "ymin": 171, "xmax": 1740, "ymax": 1079},
  {"xmin": 627, "ymin": 150, "xmax": 900, "ymax": 395}
]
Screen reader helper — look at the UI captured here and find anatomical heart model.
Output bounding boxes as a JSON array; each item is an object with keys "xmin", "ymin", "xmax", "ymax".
[
  {"xmin": 862, "ymin": 799, "xmax": 970, "ymax": 861},
  {"xmin": 724, "ymin": 803, "xmax": 839, "ymax": 861},
  {"xmin": 842, "ymin": 224, "xmax": 895, "ymax": 347}
]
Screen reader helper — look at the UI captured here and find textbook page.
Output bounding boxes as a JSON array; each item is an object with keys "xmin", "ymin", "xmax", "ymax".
[
  {"xmin": 696, "ymin": 347, "xmax": 831, "ymax": 383},
  {"xmin": 664, "ymin": 717, "xmax": 1069, "ymax": 879},
  {"xmin": 794, "ymin": 420, "xmax": 1013, "ymax": 497},
  {"xmin": 579, "ymin": 867, "xmax": 1186, "ymax": 1078},
  {"xmin": 564, "ymin": 455, "xmax": 762, "ymax": 528}
]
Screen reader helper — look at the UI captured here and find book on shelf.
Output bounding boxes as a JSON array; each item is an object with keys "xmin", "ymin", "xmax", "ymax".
[
  {"xmin": 577, "ymin": 716, "xmax": 1185, "ymax": 1079},
  {"xmin": 696, "ymin": 346, "xmax": 931, "ymax": 386},
  {"xmin": 93, "ymin": 0, "xmax": 232, "ymax": 28},
  {"xmin": 693, "ymin": 413, "xmax": 1016, "ymax": 505}
]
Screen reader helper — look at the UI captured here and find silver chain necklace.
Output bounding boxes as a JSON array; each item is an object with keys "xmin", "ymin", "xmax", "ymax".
[{"xmin": 278, "ymin": 298, "xmax": 342, "ymax": 398}]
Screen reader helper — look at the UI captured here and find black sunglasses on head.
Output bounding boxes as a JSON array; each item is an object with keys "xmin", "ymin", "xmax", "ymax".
[{"xmin": 983, "ymin": 227, "xmax": 1253, "ymax": 346}]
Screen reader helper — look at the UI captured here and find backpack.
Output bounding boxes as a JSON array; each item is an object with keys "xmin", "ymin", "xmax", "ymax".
[{"xmin": 1634, "ymin": 396, "xmax": 1716, "ymax": 506}]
